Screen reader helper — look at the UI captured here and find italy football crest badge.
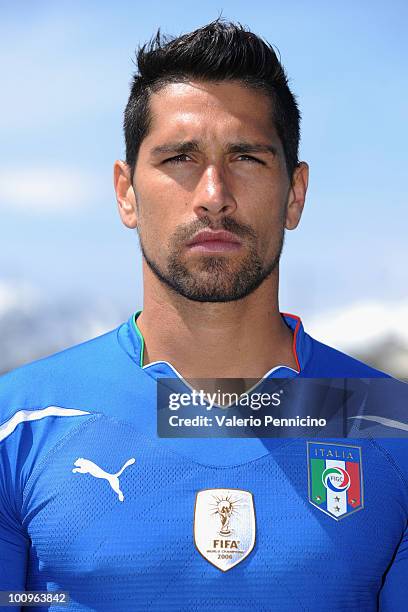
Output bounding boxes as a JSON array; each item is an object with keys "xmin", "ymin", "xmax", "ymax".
[
  {"xmin": 194, "ymin": 488, "xmax": 256, "ymax": 571},
  {"xmin": 307, "ymin": 442, "xmax": 364, "ymax": 521}
]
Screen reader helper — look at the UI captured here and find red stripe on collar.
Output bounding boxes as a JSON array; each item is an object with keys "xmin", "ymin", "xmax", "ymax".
[{"xmin": 280, "ymin": 312, "xmax": 302, "ymax": 373}]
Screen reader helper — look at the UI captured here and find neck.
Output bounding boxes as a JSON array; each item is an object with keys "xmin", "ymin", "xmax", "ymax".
[{"xmin": 136, "ymin": 262, "xmax": 298, "ymax": 379}]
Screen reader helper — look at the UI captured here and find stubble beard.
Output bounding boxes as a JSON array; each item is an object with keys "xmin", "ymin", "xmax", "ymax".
[{"xmin": 137, "ymin": 216, "xmax": 285, "ymax": 303}]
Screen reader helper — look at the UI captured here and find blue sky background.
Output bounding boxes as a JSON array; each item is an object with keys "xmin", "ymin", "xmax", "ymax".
[{"xmin": 1, "ymin": 0, "xmax": 407, "ymax": 326}]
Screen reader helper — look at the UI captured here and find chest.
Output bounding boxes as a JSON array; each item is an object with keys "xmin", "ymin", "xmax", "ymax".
[{"xmin": 22, "ymin": 419, "xmax": 406, "ymax": 610}]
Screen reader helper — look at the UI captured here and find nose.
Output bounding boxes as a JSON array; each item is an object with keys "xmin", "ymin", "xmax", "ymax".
[{"xmin": 192, "ymin": 164, "xmax": 237, "ymax": 219}]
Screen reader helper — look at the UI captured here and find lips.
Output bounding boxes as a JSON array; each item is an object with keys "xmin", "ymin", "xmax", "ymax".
[
  {"xmin": 186, "ymin": 230, "xmax": 242, "ymax": 253},
  {"xmin": 187, "ymin": 230, "xmax": 241, "ymax": 246}
]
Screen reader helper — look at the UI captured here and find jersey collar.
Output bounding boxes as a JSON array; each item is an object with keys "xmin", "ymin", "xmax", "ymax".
[{"xmin": 123, "ymin": 309, "xmax": 311, "ymax": 381}]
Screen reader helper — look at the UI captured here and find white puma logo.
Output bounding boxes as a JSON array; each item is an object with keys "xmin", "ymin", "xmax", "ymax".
[{"xmin": 72, "ymin": 457, "xmax": 135, "ymax": 502}]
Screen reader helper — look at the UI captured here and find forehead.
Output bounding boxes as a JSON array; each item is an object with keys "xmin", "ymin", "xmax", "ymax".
[{"xmin": 146, "ymin": 80, "xmax": 278, "ymax": 141}]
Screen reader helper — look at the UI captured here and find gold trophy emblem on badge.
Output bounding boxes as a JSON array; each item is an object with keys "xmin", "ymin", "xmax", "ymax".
[{"xmin": 217, "ymin": 499, "xmax": 233, "ymax": 535}]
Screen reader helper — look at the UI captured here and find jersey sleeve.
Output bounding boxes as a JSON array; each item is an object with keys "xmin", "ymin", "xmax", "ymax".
[{"xmin": 379, "ymin": 522, "xmax": 408, "ymax": 610}]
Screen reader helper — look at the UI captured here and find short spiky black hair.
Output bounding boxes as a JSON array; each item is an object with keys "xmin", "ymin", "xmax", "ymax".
[{"xmin": 124, "ymin": 18, "xmax": 301, "ymax": 182}]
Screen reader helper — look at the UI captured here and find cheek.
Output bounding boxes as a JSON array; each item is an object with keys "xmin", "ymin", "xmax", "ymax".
[
  {"xmin": 253, "ymin": 204, "xmax": 286, "ymax": 257},
  {"xmin": 137, "ymin": 186, "xmax": 192, "ymax": 244},
  {"xmin": 137, "ymin": 201, "xmax": 178, "ymax": 255},
  {"xmin": 240, "ymin": 173, "xmax": 287, "ymax": 214},
  {"xmin": 246, "ymin": 190, "xmax": 286, "ymax": 229}
]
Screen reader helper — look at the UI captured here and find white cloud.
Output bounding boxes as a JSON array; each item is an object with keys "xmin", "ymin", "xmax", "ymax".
[
  {"xmin": 306, "ymin": 300, "xmax": 408, "ymax": 351},
  {"xmin": 0, "ymin": 167, "xmax": 98, "ymax": 214},
  {"xmin": 0, "ymin": 280, "xmax": 41, "ymax": 317}
]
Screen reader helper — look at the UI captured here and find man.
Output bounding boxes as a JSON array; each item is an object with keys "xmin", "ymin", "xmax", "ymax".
[{"xmin": 0, "ymin": 19, "xmax": 407, "ymax": 611}]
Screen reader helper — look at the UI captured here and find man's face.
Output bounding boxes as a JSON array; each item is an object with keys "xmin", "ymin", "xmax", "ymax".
[{"xmin": 125, "ymin": 80, "xmax": 306, "ymax": 302}]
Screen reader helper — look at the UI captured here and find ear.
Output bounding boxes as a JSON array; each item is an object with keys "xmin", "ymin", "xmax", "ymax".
[
  {"xmin": 285, "ymin": 161, "xmax": 309, "ymax": 230},
  {"xmin": 113, "ymin": 160, "xmax": 138, "ymax": 229}
]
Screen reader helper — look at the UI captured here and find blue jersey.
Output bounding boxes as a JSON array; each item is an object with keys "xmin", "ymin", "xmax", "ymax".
[{"xmin": 0, "ymin": 312, "xmax": 407, "ymax": 611}]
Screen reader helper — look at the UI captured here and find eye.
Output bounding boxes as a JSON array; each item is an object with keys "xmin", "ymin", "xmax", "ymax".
[
  {"xmin": 237, "ymin": 155, "xmax": 264, "ymax": 164},
  {"xmin": 163, "ymin": 154, "xmax": 191, "ymax": 164}
]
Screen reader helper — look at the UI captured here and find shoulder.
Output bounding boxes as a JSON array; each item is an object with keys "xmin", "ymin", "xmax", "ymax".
[
  {"xmin": 303, "ymin": 336, "xmax": 408, "ymax": 482},
  {"xmin": 0, "ymin": 323, "xmax": 138, "ymax": 467},
  {"xmin": 0, "ymin": 324, "xmax": 128, "ymax": 423},
  {"xmin": 303, "ymin": 334, "xmax": 391, "ymax": 378}
]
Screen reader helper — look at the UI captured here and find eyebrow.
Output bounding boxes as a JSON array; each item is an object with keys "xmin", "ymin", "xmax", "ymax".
[{"xmin": 150, "ymin": 140, "xmax": 278, "ymax": 157}]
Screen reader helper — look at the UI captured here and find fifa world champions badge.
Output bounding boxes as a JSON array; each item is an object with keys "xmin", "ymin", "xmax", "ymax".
[
  {"xmin": 194, "ymin": 489, "xmax": 256, "ymax": 571},
  {"xmin": 307, "ymin": 442, "xmax": 364, "ymax": 521}
]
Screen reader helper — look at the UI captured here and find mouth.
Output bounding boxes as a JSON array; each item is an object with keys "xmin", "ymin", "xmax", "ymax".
[{"xmin": 186, "ymin": 230, "xmax": 242, "ymax": 253}]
